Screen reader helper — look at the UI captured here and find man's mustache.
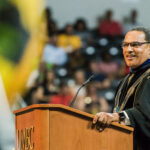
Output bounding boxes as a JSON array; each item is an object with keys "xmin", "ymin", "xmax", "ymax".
[{"xmin": 126, "ymin": 51, "xmax": 137, "ymax": 56}]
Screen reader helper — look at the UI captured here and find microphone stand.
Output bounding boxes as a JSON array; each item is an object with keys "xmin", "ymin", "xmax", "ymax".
[{"xmin": 69, "ymin": 74, "xmax": 95, "ymax": 107}]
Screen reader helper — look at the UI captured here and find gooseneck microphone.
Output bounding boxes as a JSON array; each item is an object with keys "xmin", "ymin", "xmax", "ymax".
[{"xmin": 69, "ymin": 74, "xmax": 95, "ymax": 107}]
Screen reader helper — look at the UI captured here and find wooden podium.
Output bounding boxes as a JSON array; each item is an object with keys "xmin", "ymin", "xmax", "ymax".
[{"xmin": 14, "ymin": 104, "xmax": 133, "ymax": 150}]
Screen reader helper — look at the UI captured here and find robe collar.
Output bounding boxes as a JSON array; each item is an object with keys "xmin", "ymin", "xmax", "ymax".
[{"xmin": 130, "ymin": 58, "xmax": 150, "ymax": 74}]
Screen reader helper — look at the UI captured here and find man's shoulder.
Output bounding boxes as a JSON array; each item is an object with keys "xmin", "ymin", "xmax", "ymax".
[
  {"xmin": 140, "ymin": 68, "xmax": 150, "ymax": 82},
  {"xmin": 135, "ymin": 70, "xmax": 150, "ymax": 90},
  {"xmin": 142, "ymin": 73, "xmax": 150, "ymax": 84}
]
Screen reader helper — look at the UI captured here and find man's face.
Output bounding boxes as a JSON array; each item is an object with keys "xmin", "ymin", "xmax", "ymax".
[{"xmin": 123, "ymin": 31, "xmax": 150, "ymax": 69}]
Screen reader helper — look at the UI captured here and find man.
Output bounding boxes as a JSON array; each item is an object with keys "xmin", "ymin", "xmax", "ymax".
[{"xmin": 93, "ymin": 27, "xmax": 150, "ymax": 150}]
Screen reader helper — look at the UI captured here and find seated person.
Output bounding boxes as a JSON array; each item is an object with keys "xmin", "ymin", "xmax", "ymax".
[
  {"xmin": 85, "ymin": 83, "xmax": 110, "ymax": 114},
  {"xmin": 74, "ymin": 18, "xmax": 93, "ymax": 48},
  {"xmin": 58, "ymin": 24, "xmax": 82, "ymax": 52},
  {"xmin": 25, "ymin": 70, "xmax": 58, "ymax": 105},
  {"xmin": 42, "ymin": 34, "xmax": 68, "ymax": 66},
  {"xmin": 50, "ymin": 82, "xmax": 73, "ymax": 106},
  {"xmin": 98, "ymin": 9, "xmax": 123, "ymax": 36}
]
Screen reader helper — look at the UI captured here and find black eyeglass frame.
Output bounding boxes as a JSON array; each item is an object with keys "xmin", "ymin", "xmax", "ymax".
[{"xmin": 122, "ymin": 42, "xmax": 150, "ymax": 48}]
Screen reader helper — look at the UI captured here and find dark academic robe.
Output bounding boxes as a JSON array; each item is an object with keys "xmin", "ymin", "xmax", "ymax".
[{"xmin": 114, "ymin": 60, "xmax": 150, "ymax": 150}]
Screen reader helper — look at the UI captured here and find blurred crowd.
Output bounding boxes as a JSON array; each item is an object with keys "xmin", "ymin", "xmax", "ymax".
[{"xmin": 23, "ymin": 8, "xmax": 140, "ymax": 114}]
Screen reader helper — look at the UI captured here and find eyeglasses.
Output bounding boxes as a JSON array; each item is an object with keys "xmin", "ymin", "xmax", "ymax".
[{"xmin": 122, "ymin": 42, "xmax": 150, "ymax": 48}]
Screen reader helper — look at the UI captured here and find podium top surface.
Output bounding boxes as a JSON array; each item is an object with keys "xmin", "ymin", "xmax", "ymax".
[{"xmin": 14, "ymin": 104, "xmax": 133, "ymax": 132}]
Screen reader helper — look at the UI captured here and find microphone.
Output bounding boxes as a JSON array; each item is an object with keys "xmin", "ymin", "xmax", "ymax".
[{"xmin": 69, "ymin": 74, "xmax": 95, "ymax": 107}]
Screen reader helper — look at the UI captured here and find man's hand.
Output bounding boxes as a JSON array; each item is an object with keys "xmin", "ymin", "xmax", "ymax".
[{"xmin": 93, "ymin": 112, "xmax": 119, "ymax": 131}]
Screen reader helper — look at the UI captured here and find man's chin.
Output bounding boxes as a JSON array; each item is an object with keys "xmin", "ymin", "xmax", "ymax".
[
  {"xmin": 128, "ymin": 65, "xmax": 138, "ymax": 69},
  {"xmin": 126, "ymin": 62, "xmax": 137, "ymax": 69}
]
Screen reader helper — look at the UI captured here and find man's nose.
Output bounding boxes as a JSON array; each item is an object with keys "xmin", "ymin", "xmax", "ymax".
[{"xmin": 126, "ymin": 44, "xmax": 133, "ymax": 52}]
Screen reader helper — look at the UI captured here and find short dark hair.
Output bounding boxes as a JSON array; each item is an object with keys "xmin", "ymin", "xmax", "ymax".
[{"xmin": 129, "ymin": 27, "xmax": 150, "ymax": 42}]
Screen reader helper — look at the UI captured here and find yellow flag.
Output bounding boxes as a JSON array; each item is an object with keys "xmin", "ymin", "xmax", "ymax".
[{"xmin": 6, "ymin": 0, "xmax": 47, "ymax": 104}]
